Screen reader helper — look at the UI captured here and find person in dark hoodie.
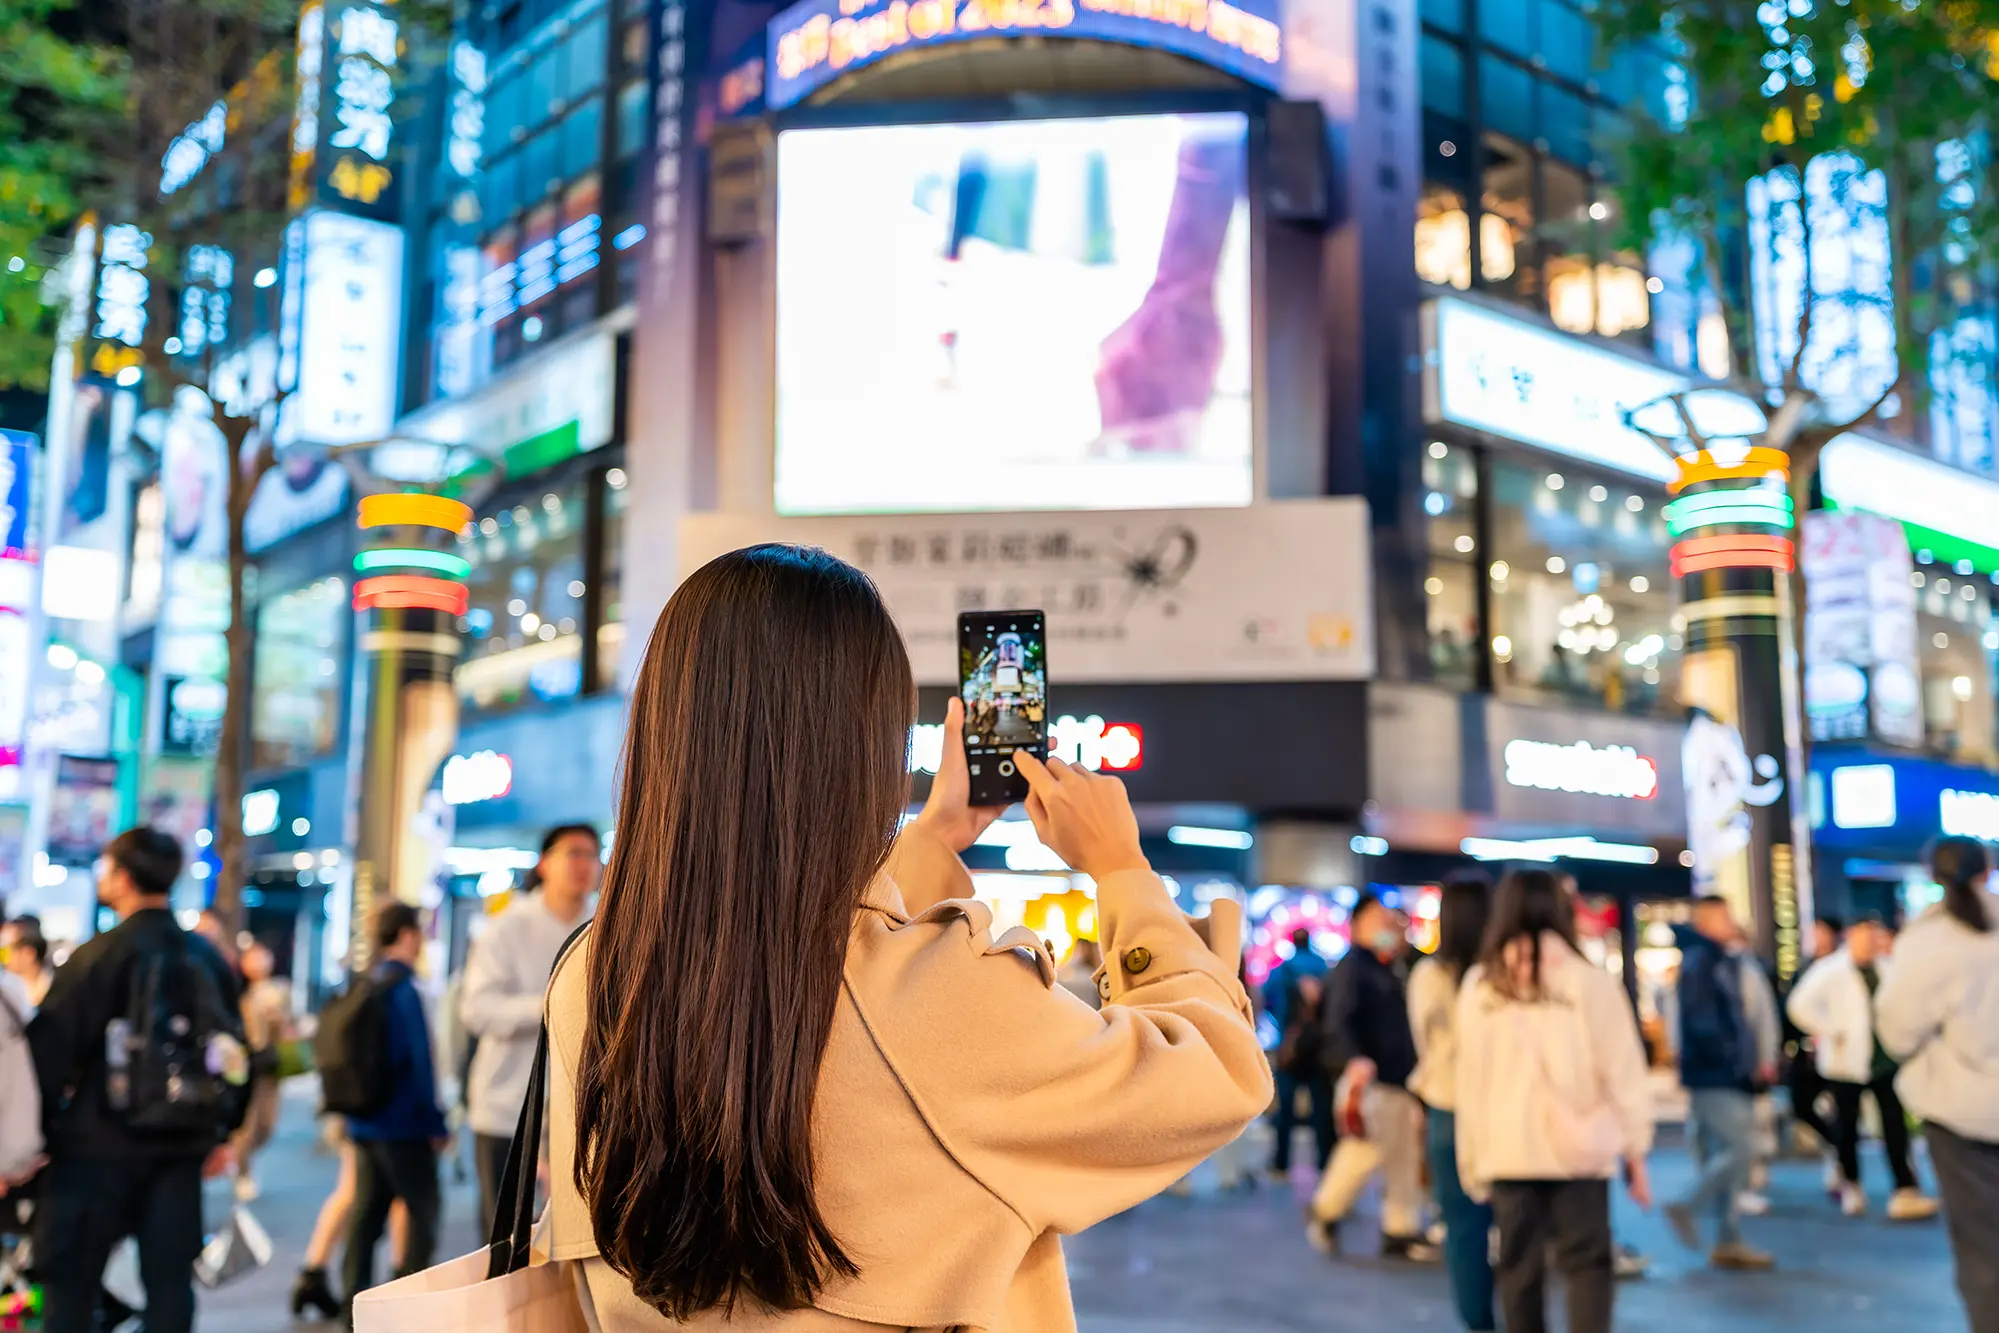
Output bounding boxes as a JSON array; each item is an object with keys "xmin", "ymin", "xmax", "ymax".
[
  {"xmin": 1307, "ymin": 893, "xmax": 1431, "ymax": 1260},
  {"xmin": 341, "ymin": 901, "xmax": 449, "ymax": 1306},
  {"xmin": 1664, "ymin": 895, "xmax": 1774, "ymax": 1271}
]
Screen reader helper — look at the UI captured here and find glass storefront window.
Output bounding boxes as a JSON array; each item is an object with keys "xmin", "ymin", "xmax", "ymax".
[
  {"xmin": 251, "ymin": 576, "xmax": 348, "ymax": 768},
  {"xmin": 1417, "ymin": 181, "xmax": 1473, "ymax": 291},
  {"xmin": 1913, "ymin": 566, "xmax": 1998, "ymax": 765},
  {"xmin": 1423, "ymin": 441, "xmax": 1480, "ymax": 686},
  {"xmin": 1486, "ymin": 459, "xmax": 1680, "ymax": 717},
  {"xmin": 1480, "ymin": 133, "xmax": 1533, "ymax": 293},
  {"xmin": 457, "ymin": 485, "xmax": 588, "ymax": 715}
]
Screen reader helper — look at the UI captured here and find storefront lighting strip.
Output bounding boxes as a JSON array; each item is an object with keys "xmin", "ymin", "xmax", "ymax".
[
  {"xmin": 1459, "ymin": 836, "xmax": 1660, "ymax": 865},
  {"xmin": 357, "ymin": 493, "xmax": 474, "ymax": 533},
  {"xmin": 1668, "ymin": 446, "xmax": 1790, "ymax": 493},
  {"xmin": 353, "ymin": 547, "xmax": 473, "ymax": 579}
]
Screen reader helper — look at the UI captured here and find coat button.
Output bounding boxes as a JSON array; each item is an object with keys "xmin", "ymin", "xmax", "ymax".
[{"xmin": 1123, "ymin": 947, "xmax": 1152, "ymax": 975}]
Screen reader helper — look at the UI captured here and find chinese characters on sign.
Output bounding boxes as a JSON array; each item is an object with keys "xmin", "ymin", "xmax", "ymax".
[
  {"xmin": 319, "ymin": 3, "xmax": 399, "ymax": 218},
  {"xmin": 652, "ymin": 0, "xmax": 687, "ymax": 288},
  {"xmin": 680, "ymin": 501, "xmax": 1373, "ymax": 684},
  {"xmin": 175, "ymin": 245, "xmax": 233, "ymax": 360},
  {"xmin": 767, "ymin": 0, "xmax": 1282, "ymax": 109},
  {"xmin": 290, "ymin": 3, "xmax": 326, "ymax": 210},
  {"xmin": 447, "ymin": 41, "xmax": 486, "ymax": 178},
  {"xmin": 291, "ymin": 211, "xmax": 404, "ymax": 445},
  {"xmin": 93, "ymin": 224, "xmax": 151, "ymax": 349}
]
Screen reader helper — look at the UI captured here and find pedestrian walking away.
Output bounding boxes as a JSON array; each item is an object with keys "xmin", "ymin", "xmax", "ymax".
[
  {"xmin": 539, "ymin": 546, "xmax": 1270, "ymax": 1329},
  {"xmin": 1455, "ymin": 868, "xmax": 1654, "ymax": 1333},
  {"xmin": 1784, "ymin": 916, "xmax": 1844, "ymax": 1190},
  {"xmin": 1665, "ymin": 895, "xmax": 1775, "ymax": 1270},
  {"xmin": 340, "ymin": 901, "xmax": 450, "ymax": 1307},
  {"xmin": 1263, "ymin": 926, "xmax": 1334, "ymax": 1179},
  {"xmin": 1874, "ymin": 836, "xmax": 1999, "ymax": 1333},
  {"xmin": 1407, "ymin": 870, "xmax": 1496, "ymax": 1332},
  {"xmin": 461, "ymin": 822, "xmax": 600, "ymax": 1234},
  {"xmin": 1788, "ymin": 915, "xmax": 1939, "ymax": 1221},
  {"xmin": 1309, "ymin": 892, "xmax": 1430, "ymax": 1260},
  {"xmin": 232, "ymin": 941, "xmax": 294, "ymax": 1204},
  {"xmin": 25, "ymin": 827, "xmax": 248, "ymax": 1333}
]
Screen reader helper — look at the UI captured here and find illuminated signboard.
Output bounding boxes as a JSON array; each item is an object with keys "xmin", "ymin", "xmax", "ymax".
[
  {"xmin": 291, "ymin": 210, "xmax": 405, "ymax": 445},
  {"xmin": 766, "ymin": 0, "xmax": 1283, "ymax": 110},
  {"xmin": 0, "ymin": 431, "xmax": 31, "ymax": 559},
  {"xmin": 442, "ymin": 750, "xmax": 514, "ymax": 805},
  {"xmin": 1502, "ymin": 737, "xmax": 1659, "ymax": 800},
  {"xmin": 909, "ymin": 714, "xmax": 1142, "ymax": 774},
  {"xmin": 318, "ymin": 3, "xmax": 401, "ymax": 219}
]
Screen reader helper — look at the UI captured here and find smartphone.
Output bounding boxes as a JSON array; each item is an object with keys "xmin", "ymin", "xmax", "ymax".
[{"xmin": 957, "ymin": 610, "xmax": 1048, "ymax": 806}]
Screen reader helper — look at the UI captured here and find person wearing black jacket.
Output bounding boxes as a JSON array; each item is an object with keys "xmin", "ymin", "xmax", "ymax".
[
  {"xmin": 1307, "ymin": 893, "xmax": 1431, "ymax": 1260},
  {"xmin": 27, "ymin": 827, "xmax": 246, "ymax": 1333}
]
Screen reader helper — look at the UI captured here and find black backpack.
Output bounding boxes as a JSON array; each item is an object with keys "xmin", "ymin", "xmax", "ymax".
[
  {"xmin": 315, "ymin": 975, "xmax": 394, "ymax": 1117},
  {"xmin": 106, "ymin": 933, "xmax": 238, "ymax": 1134}
]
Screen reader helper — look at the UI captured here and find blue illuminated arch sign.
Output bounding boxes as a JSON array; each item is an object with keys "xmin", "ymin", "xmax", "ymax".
[{"xmin": 766, "ymin": 0, "xmax": 1284, "ymax": 109}]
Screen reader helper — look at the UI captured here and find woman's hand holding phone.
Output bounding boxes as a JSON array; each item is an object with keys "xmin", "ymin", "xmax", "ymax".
[
  {"xmin": 1012, "ymin": 751, "xmax": 1149, "ymax": 880},
  {"xmin": 913, "ymin": 696, "xmax": 1009, "ymax": 852}
]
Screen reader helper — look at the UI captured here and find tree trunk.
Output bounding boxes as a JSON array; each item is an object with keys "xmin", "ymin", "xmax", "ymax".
[{"xmin": 208, "ymin": 414, "xmax": 263, "ymax": 932}]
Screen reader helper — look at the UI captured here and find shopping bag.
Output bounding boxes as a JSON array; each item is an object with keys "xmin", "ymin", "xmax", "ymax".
[
  {"xmin": 194, "ymin": 1205, "xmax": 273, "ymax": 1288},
  {"xmin": 352, "ymin": 925, "xmax": 592, "ymax": 1333}
]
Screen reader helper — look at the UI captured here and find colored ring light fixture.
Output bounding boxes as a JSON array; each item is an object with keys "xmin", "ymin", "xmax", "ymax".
[
  {"xmin": 353, "ymin": 573, "xmax": 470, "ymax": 615},
  {"xmin": 1670, "ymin": 533, "xmax": 1797, "ymax": 576},
  {"xmin": 1668, "ymin": 446, "xmax": 1790, "ymax": 493},
  {"xmin": 353, "ymin": 547, "xmax": 473, "ymax": 579},
  {"xmin": 357, "ymin": 493, "xmax": 473, "ymax": 533}
]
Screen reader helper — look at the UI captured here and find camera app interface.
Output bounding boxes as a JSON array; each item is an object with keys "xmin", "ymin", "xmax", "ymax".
[{"xmin": 959, "ymin": 612, "xmax": 1047, "ymax": 803}]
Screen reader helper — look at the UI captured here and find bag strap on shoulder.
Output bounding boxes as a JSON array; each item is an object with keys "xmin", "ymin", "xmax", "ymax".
[{"xmin": 485, "ymin": 920, "xmax": 594, "ymax": 1281}]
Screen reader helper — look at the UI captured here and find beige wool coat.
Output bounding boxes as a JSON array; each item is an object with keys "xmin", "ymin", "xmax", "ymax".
[{"xmin": 543, "ymin": 824, "xmax": 1271, "ymax": 1332}]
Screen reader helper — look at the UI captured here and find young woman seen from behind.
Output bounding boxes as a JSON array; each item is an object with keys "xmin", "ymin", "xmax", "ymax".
[
  {"xmin": 1455, "ymin": 868, "xmax": 1653, "ymax": 1333},
  {"xmin": 543, "ymin": 545, "xmax": 1271, "ymax": 1329},
  {"xmin": 1407, "ymin": 870, "xmax": 1496, "ymax": 1331},
  {"xmin": 1875, "ymin": 836, "xmax": 1999, "ymax": 1333}
]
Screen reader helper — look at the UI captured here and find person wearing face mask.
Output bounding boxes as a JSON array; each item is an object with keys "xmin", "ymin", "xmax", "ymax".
[{"xmin": 1308, "ymin": 893, "xmax": 1432, "ymax": 1261}]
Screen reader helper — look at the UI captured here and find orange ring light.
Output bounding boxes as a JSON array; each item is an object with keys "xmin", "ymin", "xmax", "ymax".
[
  {"xmin": 353, "ymin": 574, "xmax": 470, "ymax": 615},
  {"xmin": 1668, "ymin": 447, "xmax": 1791, "ymax": 494},
  {"xmin": 357, "ymin": 493, "xmax": 473, "ymax": 533},
  {"xmin": 1669, "ymin": 533, "xmax": 1796, "ymax": 562}
]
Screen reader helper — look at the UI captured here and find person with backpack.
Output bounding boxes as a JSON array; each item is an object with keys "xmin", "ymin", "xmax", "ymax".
[
  {"xmin": 339, "ymin": 901, "xmax": 449, "ymax": 1306},
  {"xmin": 1262, "ymin": 925, "xmax": 1333, "ymax": 1178},
  {"xmin": 1875, "ymin": 836, "xmax": 1999, "ymax": 1333},
  {"xmin": 26, "ymin": 827, "xmax": 246, "ymax": 1333},
  {"xmin": 1455, "ymin": 867, "xmax": 1653, "ymax": 1333}
]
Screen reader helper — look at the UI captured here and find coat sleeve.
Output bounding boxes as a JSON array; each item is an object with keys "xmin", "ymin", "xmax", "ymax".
[
  {"xmin": 1586, "ymin": 970, "xmax": 1655, "ymax": 1160},
  {"xmin": 854, "ymin": 867, "xmax": 1271, "ymax": 1237},
  {"xmin": 1784, "ymin": 957, "xmax": 1835, "ymax": 1039},
  {"xmin": 1452, "ymin": 973, "xmax": 1491, "ymax": 1203},
  {"xmin": 1873, "ymin": 934, "xmax": 1946, "ymax": 1064},
  {"xmin": 460, "ymin": 919, "xmax": 543, "ymax": 1041}
]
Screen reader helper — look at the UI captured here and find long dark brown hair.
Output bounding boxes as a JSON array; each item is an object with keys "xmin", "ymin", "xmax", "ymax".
[
  {"xmin": 1477, "ymin": 867, "xmax": 1579, "ymax": 1001},
  {"xmin": 1435, "ymin": 869, "xmax": 1493, "ymax": 988},
  {"xmin": 574, "ymin": 545, "xmax": 914, "ymax": 1317},
  {"xmin": 1928, "ymin": 835, "xmax": 1994, "ymax": 934}
]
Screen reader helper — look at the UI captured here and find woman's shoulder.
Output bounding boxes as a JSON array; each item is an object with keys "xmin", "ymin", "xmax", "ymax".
[
  {"xmin": 847, "ymin": 896, "xmax": 1059, "ymax": 1000},
  {"xmin": 545, "ymin": 931, "xmax": 595, "ymax": 1061}
]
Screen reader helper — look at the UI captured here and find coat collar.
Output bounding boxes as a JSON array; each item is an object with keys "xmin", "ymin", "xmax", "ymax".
[{"xmin": 861, "ymin": 872, "xmax": 909, "ymax": 921}]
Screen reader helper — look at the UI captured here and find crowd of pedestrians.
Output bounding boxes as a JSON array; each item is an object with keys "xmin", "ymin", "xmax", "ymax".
[{"xmin": 1265, "ymin": 844, "xmax": 1999, "ymax": 1333}]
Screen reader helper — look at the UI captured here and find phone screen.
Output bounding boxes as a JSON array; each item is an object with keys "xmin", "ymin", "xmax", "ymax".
[{"xmin": 958, "ymin": 610, "xmax": 1048, "ymax": 806}]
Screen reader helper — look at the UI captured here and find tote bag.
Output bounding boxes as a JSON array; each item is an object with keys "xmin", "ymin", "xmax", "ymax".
[{"xmin": 353, "ymin": 928, "xmax": 592, "ymax": 1333}]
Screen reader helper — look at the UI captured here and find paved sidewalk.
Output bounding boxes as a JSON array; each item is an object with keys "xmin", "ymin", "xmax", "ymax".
[{"xmin": 179, "ymin": 1085, "xmax": 1964, "ymax": 1331}]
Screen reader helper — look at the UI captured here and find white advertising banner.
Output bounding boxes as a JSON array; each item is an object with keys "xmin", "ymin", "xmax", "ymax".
[
  {"xmin": 292, "ymin": 210, "xmax": 404, "ymax": 445},
  {"xmin": 1423, "ymin": 295, "xmax": 1685, "ymax": 483},
  {"xmin": 678, "ymin": 499, "xmax": 1373, "ymax": 684}
]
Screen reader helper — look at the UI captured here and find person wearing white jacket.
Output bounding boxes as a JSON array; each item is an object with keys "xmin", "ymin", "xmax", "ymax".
[
  {"xmin": 1457, "ymin": 869, "xmax": 1653, "ymax": 1333},
  {"xmin": 460, "ymin": 823, "xmax": 599, "ymax": 1232},
  {"xmin": 1785, "ymin": 918, "xmax": 1937, "ymax": 1220},
  {"xmin": 1875, "ymin": 836, "xmax": 1999, "ymax": 1333}
]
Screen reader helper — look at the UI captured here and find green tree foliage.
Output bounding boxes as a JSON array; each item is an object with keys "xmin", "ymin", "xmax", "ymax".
[
  {"xmin": 1597, "ymin": 0, "xmax": 1999, "ymax": 455},
  {"xmin": 0, "ymin": 0, "xmax": 119, "ymax": 388}
]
